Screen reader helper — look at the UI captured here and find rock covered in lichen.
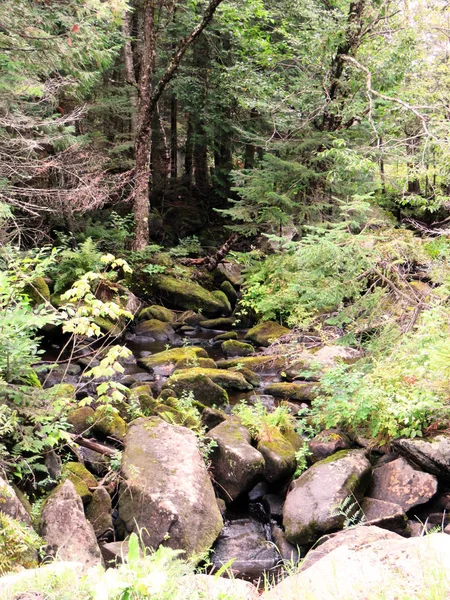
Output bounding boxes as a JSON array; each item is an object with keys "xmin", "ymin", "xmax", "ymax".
[{"xmin": 245, "ymin": 321, "xmax": 291, "ymax": 347}]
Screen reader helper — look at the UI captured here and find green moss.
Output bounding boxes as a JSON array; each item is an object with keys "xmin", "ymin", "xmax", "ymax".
[
  {"xmin": 135, "ymin": 319, "xmax": 174, "ymax": 339},
  {"xmin": 211, "ymin": 290, "xmax": 232, "ymax": 315},
  {"xmin": 200, "ymin": 317, "xmax": 236, "ymax": 330},
  {"xmin": 150, "ymin": 275, "xmax": 225, "ymax": 315},
  {"xmin": 245, "ymin": 321, "xmax": 291, "ymax": 347},
  {"xmin": 214, "ymin": 331, "xmax": 238, "ymax": 341},
  {"xmin": 62, "ymin": 462, "xmax": 97, "ymax": 503},
  {"xmin": 92, "ymin": 406, "xmax": 127, "ymax": 441},
  {"xmin": 24, "ymin": 276, "xmax": 50, "ymax": 306},
  {"xmin": 67, "ymin": 406, "xmax": 95, "ymax": 435},
  {"xmin": 221, "ymin": 340, "xmax": 255, "ymax": 358},
  {"xmin": 220, "ymin": 280, "xmax": 238, "ymax": 305},
  {"xmin": 163, "ymin": 372, "xmax": 229, "ymax": 406},
  {"xmin": 263, "ymin": 382, "xmax": 318, "ymax": 401},
  {"xmin": 139, "ymin": 347, "xmax": 208, "ymax": 375},
  {"xmin": 175, "ymin": 357, "xmax": 217, "ymax": 369},
  {"xmin": 216, "ymin": 356, "xmax": 285, "ymax": 372},
  {"xmin": 94, "ymin": 316, "xmax": 121, "ymax": 334},
  {"xmin": 169, "ymin": 367, "xmax": 252, "ymax": 391},
  {"xmin": 313, "ymin": 449, "xmax": 353, "ymax": 466},
  {"xmin": 138, "ymin": 305, "xmax": 176, "ymax": 323}
]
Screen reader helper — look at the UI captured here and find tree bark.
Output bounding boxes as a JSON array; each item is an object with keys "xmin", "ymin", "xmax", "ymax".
[
  {"xmin": 170, "ymin": 92, "xmax": 178, "ymax": 178},
  {"xmin": 131, "ymin": 0, "xmax": 225, "ymax": 250}
]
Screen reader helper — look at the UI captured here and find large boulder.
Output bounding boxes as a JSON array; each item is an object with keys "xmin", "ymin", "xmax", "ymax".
[
  {"xmin": 263, "ymin": 382, "xmax": 317, "ymax": 402},
  {"xmin": 138, "ymin": 305, "xmax": 176, "ymax": 323},
  {"xmin": 207, "ymin": 419, "xmax": 266, "ymax": 502},
  {"xmin": 211, "ymin": 518, "xmax": 279, "ymax": 580},
  {"xmin": 138, "ymin": 347, "xmax": 208, "ymax": 376},
  {"xmin": 283, "ymin": 450, "xmax": 372, "ymax": 545},
  {"xmin": 134, "ymin": 319, "xmax": 177, "ymax": 342},
  {"xmin": 119, "ymin": 417, "xmax": 223, "ymax": 557},
  {"xmin": 262, "ymin": 533, "xmax": 450, "ymax": 600},
  {"xmin": 85, "ymin": 487, "xmax": 113, "ymax": 540},
  {"xmin": 257, "ymin": 430, "xmax": 297, "ymax": 483},
  {"xmin": 367, "ymin": 457, "xmax": 438, "ymax": 511},
  {"xmin": 394, "ymin": 435, "xmax": 450, "ymax": 482},
  {"xmin": 222, "ymin": 340, "xmax": 255, "ymax": 358},
  {"xmin": 183, "ymin": 575, "xmax": 258, "ymax": 600},
  {"xmin": 0, "ymin": 476, "xmax": 31, "ymax": 525},
  {"xmin": 150, "ymin": 275, "xmax": 226, "ymax": 315},
  {"xmin": 167, "ymin": 367, "xmax": 252, "ymax": 391},
  {"xmin": 300, "ymin": 525, "xmax": 402, "ymax": 572},
  {"xmin": 245, "ymin": 322, "xmax": 290, "ymax": 347},
  {"xmin": 40, "ymin": 480, "xmax": 104, "ymax": 568},
  {"xmin": 163, "ymin": 371, "xmax": 229, "ymax": 406}
]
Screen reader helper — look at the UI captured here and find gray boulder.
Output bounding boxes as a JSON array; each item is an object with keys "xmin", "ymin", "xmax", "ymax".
[
  {"xmin": 40, "ymin": 479, "xmax": 104, "ymax": 568},
  {"xmin": 283, "ymin": 450, "xmax": 371, "ymax": 545},
  {"xmin": 361, "ymin": 497, "xmax": 408, "ymax": 534},
  {"xmin": 207, "ymin": 419, "xmax": 266, "ymax": 502},
  {"xmin": 394, "ymin": 435, "xmax": 450, "ymax": 482},
  {"xmin": 367, "ymin": 456, "xmax": 437, "ymax": 511},
  {"xmin": 119, "ymin": 417, "xmax": 223, "ymax": 557}
]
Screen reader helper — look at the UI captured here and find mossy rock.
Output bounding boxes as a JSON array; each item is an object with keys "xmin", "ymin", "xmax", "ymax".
[
  {"xmin": 175, "ymin": 357, "xmax": 217, "ymax": 370},
  {"xmin": 235, "ymin": 367, "xmax": 261, "ymax": 387},
  {"xmin": 220, "ymin": 280, "xmax": 238, "ymax": 305},
  {"xmin": 214, "ymin": 331, "xmax": 238, "ymax": 342},
  {"xmin": 129, "ymin": 385, "xmax": 156, "ymax": 414},
  {"xmin": 163, "ymin": 372, "xmax": 229, "ymax": 407},
  {"xmin": 135, "ymin": 319, "xmax": 176, "ymax": 341},
  {"xmin": 85, "ymin": 487, "xmax": 113, "ymax": 539},
  {"xmin": 263, "ymin": 382, "xmax": 318, "ymax": 402},
  {"xmin": 211, "ymin": 290, "xmax": 232, "ymax": 315},
  {"xmin": 257, "ymin": 430, "xmax": 297, "ymax": 483},
  {"xmin": 221, "ymin": 340, "xmax": 255, "ymax": 358},
  {"xmin": 92, "ymin": 406, "xmax": 127, "ymax": 441},
  {"xmin": 245, "ymin": 321, "xmax": 291, "ymax": 347},
  {"xmin": 24, "ymin": 276, "xmax": 50, "ymax": 306},
  {"xmin": 217, "ymin": 355, "xmax": 285, "ymax": 373},
  {"xmin": 138, "ymin": 305, "xmax": 176, "ymax": 323},
  {"xmin": 67, "ymin": 406, "xmax": 95, "ymax": 435},
  {"xmin": 62, "ymin": 462, "xmax": 97, "ymax": 504},
  {"xmin": 150, "ymin": 275, "xmax": 225, "ymax": 315},
  {"xmin": 94, "ymin": 316, "xmax": 121, "ymax": 335},
  {"xmin": 138, "ymin": 347, "xmax": 209, "ymax": 377},
  {"xmin": 170, "ymin": 367, "xmax": 252, "ymax": 391},
  {"xmin": 182, "ymin": 311, "xmax": 208, "ymax": 326},
  {"xmin": 200, "ymin": 317, "xmax": 236, "ymax": 330}
]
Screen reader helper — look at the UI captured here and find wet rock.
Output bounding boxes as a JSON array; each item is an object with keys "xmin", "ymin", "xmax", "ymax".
[
  {"xmin": 361, "ymin": 498, "xmax": 407, "ymax": 534},
  {"xmin": 217, "ymin": 356, "xmax": 285, "ymax": 373},
  {"xmin": 263, "ymin": 532, "xmax": 450, "ymax": 600},
  {"xmin": 245, "ymin": 322, "xmax": 291, "ymax": 347},
  {"xmin": 183, "ymin": 311, "xmax": 208, "ymax": 326},
  {"xmin": 134, "ymin": 319, "xmax": 177, "ymax": 342},
  {"xmin": 150, "ymin": 275, "xmax": 225, "ymax": 315},
  {"xmin": 263, "ymin": 382, "xmax": 318, "ymax": 402},
  {"xmin": 86, "ymin": 487, "xmax": 113, "ymax": 540},
  {"xmin": 119, "ymin": 417, "xmax": 223, "ymax": 556},
  {"xmin": 120, "ymin": 371, "xmax": 155, "ymax": 387},
  {"xmin": 263, "ymin": 494, "xmax": 284, "ymax": 521},
  {"xmin": 207, "ymin": 419, "xmax": 266, "ymax": 502},
  {"xmin": 248, "ymin": 482, "xmax": 270, "ymax": 502},
  {"xmin": 299, "ymin": 525, "xmax": 402, "ymax": 572},
  {"xmin": 138, "ymin": 346, "xmax": 208, "ymax": 376},
  {"xmin": 393, "ymin": 435, "xmax": 450, "ymax": 482},
  {"xmin": 222, "ymin": 340, "xmax": 255, "ymax": 357},
  {"xmin": 308, "ymin": 429, "xmax": 352, "ymax": 463},
  {"xmin": 211, "ymin": 518, "xmax": 279, "ymax": 580},
  {"xmin": 163, "ymin": 371, "xmax": 229, "ymax": 406},
  {"xmin": 200, "ymin": 317, "xmax": 236, "ymax": 330},
  {"xmin": 40, "ymin": 479, "xmax": 104, "ymax": 568},
  {"xmin": 283, "ymin": 450, "xmax": 371, "ymax": 545},
  {"xmin": 257, "ymin": 430, "xmax": 297, "ymax": 483},
  {"xmin": 367, "ymin": 457, "xmax": 438, "ymax": 511},
  {"xmin": 0, "ymin": 476, "xmax": 31, "ymax": 525},
  {"xmin": 138, "ymin": 305, "xmax": 176, "ymax": 323}
]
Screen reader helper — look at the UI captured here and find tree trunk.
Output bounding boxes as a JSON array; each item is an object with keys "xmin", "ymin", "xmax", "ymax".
[
  {"xmin": 133, "ymin": 0, "xmax": 156, "ymax": 251},
  {"xmin": 184, "ymin": 114, "xmax": 194, "ymax": 189},
  {"xmin": 170, "ymin": 93, "xmax": 178, "ymax": 178}
]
